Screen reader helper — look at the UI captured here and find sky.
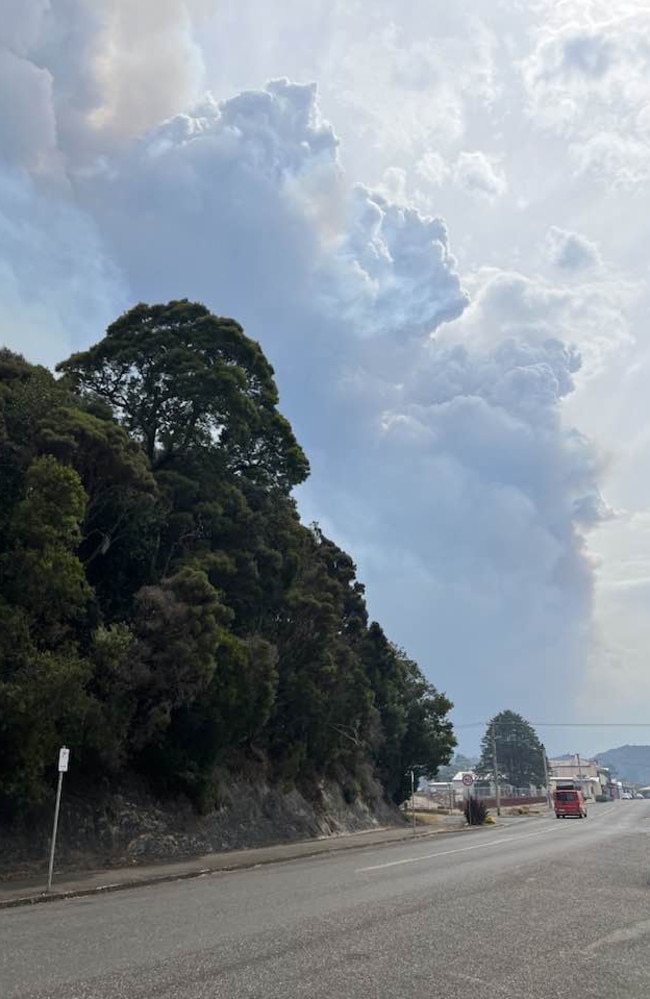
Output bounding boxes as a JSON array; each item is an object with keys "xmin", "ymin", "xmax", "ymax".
[{"xmin": 3, "ymin": 0, "xmax": 650, "ymax": 756}]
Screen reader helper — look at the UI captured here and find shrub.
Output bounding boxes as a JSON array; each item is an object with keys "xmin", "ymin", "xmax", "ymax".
[{"xmin": 464, "ymin": 796, "xmax": 489, "ymax": 826}]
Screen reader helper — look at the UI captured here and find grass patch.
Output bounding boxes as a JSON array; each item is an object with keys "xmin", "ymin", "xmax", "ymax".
[{"xmin": 413, "ymin": 812, "xmax": 442, "ymax": 826}]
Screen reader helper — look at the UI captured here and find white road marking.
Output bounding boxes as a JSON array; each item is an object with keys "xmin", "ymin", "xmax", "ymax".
[
  {"xmin": 355, "ymin": 810, "xmax": 625, "ymax": 874},
  {"xmin": 585, "ymin": 918, "xmax": 650, "ymax": 951},
  {"xmin": 357, "ymin": 838, "xmax": 512, "ymax": 872}
]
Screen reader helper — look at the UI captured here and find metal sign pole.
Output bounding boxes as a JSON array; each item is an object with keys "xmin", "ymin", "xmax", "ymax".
[{"xmin": 46, "ymin": 747, "xmax": 69, "ymax": 893}]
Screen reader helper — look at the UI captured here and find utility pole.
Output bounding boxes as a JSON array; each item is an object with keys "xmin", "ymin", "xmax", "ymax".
[
  {"xmin": 576, "ymin": 751, "xmax": 585, "ymax": 801},
  {"xmin": 542, "ymin": 744, "xmax": 552, "ymax": 810},
  {"xmin": 491, "ymin": 723, "xmax": 501, "ymax": 816}
]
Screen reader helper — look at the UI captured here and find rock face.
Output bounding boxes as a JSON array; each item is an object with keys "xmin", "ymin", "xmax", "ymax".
[{"xmin": 0, "ymin": 778, "xmax": 402, "ymax": 877}]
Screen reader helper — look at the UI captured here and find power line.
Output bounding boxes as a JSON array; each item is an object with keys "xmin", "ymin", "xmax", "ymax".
[{"xmin": 455, "ymin": 721, "xmax": 650, "ymax": 729}]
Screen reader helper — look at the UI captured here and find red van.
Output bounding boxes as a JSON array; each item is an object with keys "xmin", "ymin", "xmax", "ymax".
[{"xmin": 553, "ymin": 788, "xmax": 587, "ymax": 819}]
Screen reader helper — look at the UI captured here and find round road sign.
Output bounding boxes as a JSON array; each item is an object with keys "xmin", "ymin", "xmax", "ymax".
[{"xmin": 461, "ymin": 773, "xmax": 474, "ymax": 787}]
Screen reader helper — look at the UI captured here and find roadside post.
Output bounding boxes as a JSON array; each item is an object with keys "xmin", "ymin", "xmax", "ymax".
[
  {"xmin": 46, "ymin": 746, "xmax": 69, "ymax": 893},
  {"xmin": 542, "ymin": 745, "xmax": 553, "ymax": 810},
  {"xmin": 462, "ymin": 772, "xmax": 474, "ymax": 820},
  {"xmin": 490, "ymin": 724, "xmax": 501, "ymax": 816},
  {"xmin": 411, "ymin": 769, "xmax": 416, "ymax": 835}
]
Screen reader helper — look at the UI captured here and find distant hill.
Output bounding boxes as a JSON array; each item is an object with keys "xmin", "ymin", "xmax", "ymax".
[{"xmin": 595, "ymin": 746, "xmax": 650, "ymax": 785}]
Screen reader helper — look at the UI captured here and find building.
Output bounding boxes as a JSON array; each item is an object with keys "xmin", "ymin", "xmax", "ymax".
[{"xmin": 547, "ymin": 755, "xmax": 613, "ymax": 800}]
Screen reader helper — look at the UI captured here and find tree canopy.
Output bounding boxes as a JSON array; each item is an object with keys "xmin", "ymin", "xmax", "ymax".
[
  {"xmin": 0, "ymin": 303, "xmax": 455, "ymax": 816},
  {"xmin": 57, "ymin": 300, "xmax": 309, "ymax": 489},
  {"xmin": 478, "ymin": 710, "xmax": 545, "ymax": 788}
]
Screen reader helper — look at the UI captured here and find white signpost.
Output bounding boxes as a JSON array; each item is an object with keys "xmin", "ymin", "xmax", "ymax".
[
  {"xmin": 461, "ymin": 772, "xmax": 474, "ymax": 818},
  {"xmin": 46, "ymin": 746, "xmax": 70, "ymax": 892}
]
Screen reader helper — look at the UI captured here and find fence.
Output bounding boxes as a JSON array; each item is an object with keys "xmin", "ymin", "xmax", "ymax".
[{"xmin": 416, "ymin": 789, "xmax": 548, "ymax": 812}]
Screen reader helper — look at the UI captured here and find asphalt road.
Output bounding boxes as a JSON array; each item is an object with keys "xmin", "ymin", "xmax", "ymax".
[{"xmin": 3, "ymin": 802, "xmax": 650, "ymax": 998}]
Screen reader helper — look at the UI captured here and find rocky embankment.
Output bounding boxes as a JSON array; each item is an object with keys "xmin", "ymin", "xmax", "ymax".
[{"xmin": 0, "ymin": 778, "xmax": 402, "ymax": 879}]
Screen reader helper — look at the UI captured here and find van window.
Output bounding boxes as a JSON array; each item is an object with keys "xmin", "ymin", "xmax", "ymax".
[{"xmin": 555, "ymin": 791, "xmax": 577, "ymax": 801}]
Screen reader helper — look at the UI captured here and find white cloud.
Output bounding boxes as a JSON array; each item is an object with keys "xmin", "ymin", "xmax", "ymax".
[
  {"xmin": 415, "ymin": 152, "xmax": 449, "ymax": 188},
  {"xmin": 85, "ymin": 0, "xmax": 207, "ymax": 138},
  {"xmin": 453, "ymin": 151, "xmax": 507, "ymax": 202},
  {"xmin": 569, "ymin": 132, "xmax": 650, "ymax": 188},
  {"xmin": 521, "ymin": 2, "xmax": 650, "ymax": 184},
  {"xmin": 545, "ymin": 226, "xmax": 601, "ymax": 271},
  {"xmin": 584, "ymin": 510, "xmax": 650, "ymax": 740},
  {"xmin": 324, "ymin": 184, "xmax": 468, "ymax": 339},
  {"xmin": 440, "ymin": 267, "xmax": 632, "ymax": 378}
]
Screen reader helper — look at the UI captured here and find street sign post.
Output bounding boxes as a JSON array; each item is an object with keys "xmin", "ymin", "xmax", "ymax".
[
  {"xmin": 46, "ymin": 746, "xmax": 70, "ymax": 892},
  {"xmin": 461, "ymin": 772, "xmax": 474, "ymax": 818}
]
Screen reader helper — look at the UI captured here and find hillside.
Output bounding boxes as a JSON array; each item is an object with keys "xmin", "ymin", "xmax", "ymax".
[
  {"xmin": 0, "ymin": 300, "xmax": 456, "ymax": 831},
  {"xmin": 596, "ymin": 746, "xmax": 650, "ymax": 785}
]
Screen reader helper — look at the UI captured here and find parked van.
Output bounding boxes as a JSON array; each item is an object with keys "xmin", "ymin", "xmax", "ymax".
[{"xmin": 553, "ymin": 787, "xmax": 587, "ymax": 819}]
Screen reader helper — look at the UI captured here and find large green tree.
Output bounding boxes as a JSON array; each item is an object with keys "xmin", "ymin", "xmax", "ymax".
[
  {"xmin": 361, "ymin": 623, "xmax": 455, "ymax": 803},
  {"xmin": 478, "ymin": 710, "xmax": 545, "ymax": 788},
  {"xmin": 57, "ymin": 300, "xmax": 309, "ymax": 490}
]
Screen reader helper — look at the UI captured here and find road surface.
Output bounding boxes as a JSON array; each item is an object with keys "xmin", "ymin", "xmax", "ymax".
[{"xmin": 2, "ymin": 802, "xmax": 650, "ymax": 998}]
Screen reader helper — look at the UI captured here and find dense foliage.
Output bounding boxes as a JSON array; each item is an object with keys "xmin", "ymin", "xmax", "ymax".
[
  {"xmin": 0, "ymin": 301, "xmax": 455, "ymax": 816},
  {"xmin": 477, "ymin": 710, "xmax": 545, "ymax": 788},
  {"xmin": 463, "ymin": 797, "xmax": 489, "ymax": 826}
]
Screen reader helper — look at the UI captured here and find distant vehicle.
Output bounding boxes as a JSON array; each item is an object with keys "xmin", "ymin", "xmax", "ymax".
[
  {"xmin": 621, "ymin": 792, "xmax": 633, "ymax": 799},
  {"xmin": 635, "ymin": 793, "xmax": 644, "ymax": 799},
  {"xmin": 553, "ymin": 787, "xmax": 587, "ymax": 819}
]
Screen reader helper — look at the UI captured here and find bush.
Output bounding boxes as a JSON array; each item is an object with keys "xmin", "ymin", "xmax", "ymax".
[{"xmin": 464, "ymin": 796, "xmax": 489, "ymax": 826}]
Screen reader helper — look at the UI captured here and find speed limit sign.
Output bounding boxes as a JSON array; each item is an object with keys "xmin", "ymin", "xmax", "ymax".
[{"xmin": 461, "ymin": 773, "xmax": 474, "ymax": 787}]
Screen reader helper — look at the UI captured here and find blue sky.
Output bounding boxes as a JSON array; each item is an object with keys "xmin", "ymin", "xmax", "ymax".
[{"xmin": 4, "ymin": 0, "xmax": 650, "ymax": 756}]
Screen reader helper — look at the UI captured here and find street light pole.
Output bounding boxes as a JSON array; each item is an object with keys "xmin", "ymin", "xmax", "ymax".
[
  {"xmin": 542, "ymin": 744, "xmax": 552, "ymax": 810},
  {"xmin": 491, "ymin": 723, "xmax": 501, "ymax": 816}
]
